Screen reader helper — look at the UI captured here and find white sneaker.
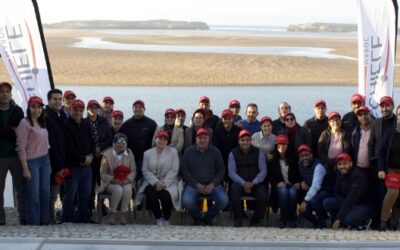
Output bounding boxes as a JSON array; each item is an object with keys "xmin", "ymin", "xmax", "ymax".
[
  {"xmin": 162, "ymin": 218, "xmax": 170, "ymax": 226},
  {"xmin": 156, "ymin": 218, "xmax": 164, "ymax": 226}
]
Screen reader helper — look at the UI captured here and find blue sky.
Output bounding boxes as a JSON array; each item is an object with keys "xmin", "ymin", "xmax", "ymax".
[{"xmin": 37, "ymin": 0, "xmax": 357, "ymax": 26}]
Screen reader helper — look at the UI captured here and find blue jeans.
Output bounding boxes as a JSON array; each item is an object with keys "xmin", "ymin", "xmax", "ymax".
[
  {"xmin": 276, "ymin": 184, "xmax": 298, "ymax": 219},
  {"xmin": 323, "ymin": 197, "xmax": 373, "ymax": 227},
  {"xmin": 24, "ymin": 154, "xmax": 51, "ymax": 225},
  {"xmin": 300, "ymin": 190, "xmax": 333, "ymax": 228},
  {"xmin": 62, "ymin": 166, "xmax": 92, "ymax": 223},
  {"xmin": 182, "ymin": 184, "xmax": 229, "ymax": 221}
]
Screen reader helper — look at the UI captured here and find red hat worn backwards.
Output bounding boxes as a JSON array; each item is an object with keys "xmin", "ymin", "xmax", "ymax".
[
  {"xmin": 336, "ymin": 152, "xmax": 352, "ymax": 162},
  {"xmin": 275, "ymin": 134, "xmax": 289, "ymax": 145},
  {"xmin": 297, "ymin": 144, "xmax": 312, "ymax": 154},
  {"xmin": 71, "ymin": 99, "xmax": 85, "ymax": 110},
  {"xmin": 28, "ymin": 96, "xmax": 44, "ymax": 106},
  {"xmin": 103, "ymin": 96, "xmax": 114, "ymax": 104},
  {"xmin": 196, "ymin": 128, "xmax": 209, "ymax": 137},
  {"xmin": 238, "ymin": 129, "xmax": 251, "ymax": 139},
  {"xmin": 111, "ymin": 110, "xmax": 124, "ymax": 119}
]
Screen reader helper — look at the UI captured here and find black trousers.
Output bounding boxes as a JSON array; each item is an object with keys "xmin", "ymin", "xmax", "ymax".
[
  {"xmin": 144, "ymin": 184, "xmax": 173, "ymax": 220},
  {"xmin": 229, "ymin": 182, "xmax": 268, "ymax": 223}
]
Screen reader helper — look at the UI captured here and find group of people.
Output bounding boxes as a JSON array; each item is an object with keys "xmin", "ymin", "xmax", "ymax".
[{"xmin": 0, "ymin": 80, "xmax": 399, "ymax": 231}]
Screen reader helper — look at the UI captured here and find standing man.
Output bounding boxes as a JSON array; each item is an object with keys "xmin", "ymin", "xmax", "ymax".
[
  {"xmin": 61, "ymin": 90, "xmax": 76, "ymax": 118},
  {"xmin": 228, "ymin": 129, "xmax": 268, "ymax": 227},
  {"xmin": 272, "ymin": 102, "xmax": 291, "ymax": 135},
  {"xmin": 175, "ymin": 108, "xmax": 188, "ymax": 131},
  {"xmin": 100, "ymin": 96, "xmax": 114, "ymax": 126},
  {"xmin": 111, "ymin": 110, "xmax": 124, "ymax": 136},
  {"xmin": 120, "ymin": 99, "xmax": 157, "ymax": 181},
  {"xmin": 352, "ymin": 106, "xmax": 373, "ymax": 170},
  {"xmin": 45, "ymin": 89, "xmax": 67, "ymax": 224},
  {"xmin": 304, "ymin": 99, "xmax": 328, "ymax": 158},
  {"xmin": 342, "ymin": 94, "xmax": 365, "ymax": 134},
  {"xmin": 181, "ymin": 128, "xmax": 229, "ymax": 226},
  {"xmin": 228, "ymin": 99, "xmax": 242, "ymax": 123},
  {"xmin": 239, "ymin": 103, "xmax": 261, "ymax": 135},
  {"xmin": 0, "ymin": 82, "xmax": 26, "ymax": 225},
  {"xmin": 198, "ymin": 96, "xmax": 219, "ymax": 130}
]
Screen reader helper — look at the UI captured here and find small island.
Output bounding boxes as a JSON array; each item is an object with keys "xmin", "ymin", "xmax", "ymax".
[
  {"xmin": 287, "ymin": 23, "xmax": 356, "ymax": 32},
  {"xmin": 43, "ymin": 20, "xmax": 209, "ymax": 30}
]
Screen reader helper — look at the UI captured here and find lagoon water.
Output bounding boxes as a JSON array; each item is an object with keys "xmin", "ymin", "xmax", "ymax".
[{"xmin": 57, "ymin": 85, "xmax": 400, "ymax": 125}]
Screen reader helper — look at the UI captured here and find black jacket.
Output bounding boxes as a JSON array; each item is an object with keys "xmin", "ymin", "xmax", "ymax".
[
  {"xmin": 334, "ymin": 167, "xmax": 370, "ymax": 221},
  {"xmin": 84, "ymin": 116, "xmax": 112, "ymax": 151},
  {"xmin": 377, "ymin": 124, "xmax": 398, "ymax": 172},
  {"xmin": 0, "ymin": 100, "xmax": 24, "ymax": 143},
  {"xmin": 64, "ymin": 117, "xmax": 95, "ymax": 167},
  {"xmin": 269, "ymin": 149, "xmax": 301, "ymax": 186},
  {"xmin": 45, "ymin": 106, "xmax": 66, "ymax": 183},
  {"xmin": 120, "ymin": 115, "xmax": 157, "ymax": 162},
  {"xmin": 212, "ymin": 123, "xmax": 240, "ymax": 167},
  {"xmin": 304, "ymin": 116, "xmax": 328, "ymax": 158},
  {"xmin": 368, "ymin": 115, "xmax": 396, "ymax": 163}
]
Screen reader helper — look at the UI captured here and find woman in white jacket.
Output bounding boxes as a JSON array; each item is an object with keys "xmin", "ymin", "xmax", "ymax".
[{"xmin": 136, "ymin": 130, "xmax": 182, "ymax": 225}]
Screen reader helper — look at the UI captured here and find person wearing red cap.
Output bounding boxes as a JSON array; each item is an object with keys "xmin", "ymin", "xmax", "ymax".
[
  {"xmin": 238, "ymin": 103, "xmax": 261, "ymax": 135},
  {"xmin": 228, "ymin": 99, "xmax": 242, "ymax": 123},
  {"xmin": 100, "ymin": 96, "xmax": 114, "ymax": 126},
  {"xmin": 111, "ymin": 110, "xmax": 124, "ymax": 136},
  {"xmin": 342, "ymin": 93, "xmax": 366, "ymax": 134},
  {"xmin": 61, "ymin": 90, "xmax": 76, "ymax": 118},
  {"xmin": 297, "ymin": 144, "xmax": 330, "ymax": 229},
  {"xmin": 212, "ymin": 109, "xmax": 241, "ymax": 180},
  {"xmin": 269, "ymin": 135, "xmax": 301, "ymax": 228},
  {"xmin": 272, "ymin": 102, "xmax": 291, "ymax": 135},
  {"xmin": 152, "ymin": 109, "xmax": 184, "ymax": 154},
  {"xmin": 120, "ymin": 99, "xmax": 157, "ymax": 182},
  {"xmin": 84, "ymin": 100, "xmax": 112, "ymax": 213},
  {"xmin": 228, "ymin": 129, "xmax": 267, "ymax": 227},
  {"xmin": 99, "ymin": 133, "xmax": 136, "ymax": 225},
  {"xmin": 15, "ymin": 96, "xmax": 51, "ymax": 225},
  {"xmin": 181, "ymin": 128, "xmax": 228, "ymax": 226},
  {"xmin": 368, "ymin": 96, "xmax": 396, "ymax": 229},
  {"xmin": 63, "ymin": 99, "xmax": 95, "ymax": 223},
  {"xmin": 0, "ymin": 81, "xmax": 26, "ymax": 225},
  {"xmin": 198, "ymin": 96, "xmax": 219, "ymax": 130},
  {"xmin": 377, "ymin": 105, "xmax": 400, "ymax": 231},
  {"xmin": 136, "ymin": 130, "xmax": 181, "ymax": 226},
  {"xmin": 45, "ymin": 89, "xmax": 67, "ymax": 224},
  {"xmin": 183, "ymin": 109, "xmax": 212, "ymax": 152},
  {"xmin": 351, "ymin": 106, "xmax": 373, "ymax": 170},
  {"xmin": 175, "ymin": 109, "xmax": 188, "ymax": 132},
  {"xmin": 322, "ymin": 153, "xmax": 373, "ymax": 230},
  {"xmin": 252, "ymin": 116, "xmax": 276, "ymax": 161},
  {"xmin": 304, "ymin": 99, "xmax": 328, "ymax": 158}
]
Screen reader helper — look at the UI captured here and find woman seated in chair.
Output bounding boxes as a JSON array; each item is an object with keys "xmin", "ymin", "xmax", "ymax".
[
  {"xmin": 99, "ymin": 133, "xmax": 136, "ymax": 225},
  {"xmin": 135, "ymin": 130, "xmax": 181, "ymax": 226}
]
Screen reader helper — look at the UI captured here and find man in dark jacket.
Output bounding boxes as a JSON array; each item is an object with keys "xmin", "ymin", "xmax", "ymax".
[
  {"xmin": 0, "ymin": 82, "xmax": 26, "ymax": 225},
  {"xmin": 63, "ymin": 99, "xmax": 95, "ymax": 223},
  {"xmin": 342, "ymin": 94, "xmax": 365, "ymax": 134},
  {"xmin": 199, "ymin": 96, "xmax": 219, "ymax": 130},
  {"xmin": 181, "ymin": 128, "xmax": 228, "ymax": 226},
  {"xmin": 323, "ymin": 153, "xmax": 373, "ymax": 229},
  {"xmin": 45, "ymin": 89, "xmax": 67, "ymax": 224},
  {"xmin": 272, "ymin": 102, "xmax": 291, "ymax": 135},
  {"xmin": 228, "ymin": 129, "xmax": 267, "ymax": 227},
  {"xmin": 120, "ymin": 99, "xmax": 157, "ymax": 181},
  {"xmin": 304, "ymin": 99, "xmax": 328, "ymax": 158}
]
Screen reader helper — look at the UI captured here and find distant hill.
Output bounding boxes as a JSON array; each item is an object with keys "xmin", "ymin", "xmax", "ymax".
[
  {"xmin": 43, "ymin": 20, "xmax": 209, "ymax": 30},
  {"xmin": 287, "ymin": 23, "xmax": 356, "ymax": 32}
]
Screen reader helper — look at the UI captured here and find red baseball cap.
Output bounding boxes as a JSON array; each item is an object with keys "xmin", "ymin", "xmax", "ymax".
[
  {"xmin": 133, "ymin": 99, "xmax": 145, "ymax": 108},
  {"xmin": 238, "ymin": 129, "xmax": 251, "ymax": 139},
  {"xmin": 379, "ymin": 96, "xmax": 394, "ymax": 106},
  {"xmin": 196, "ymin": 128, "xmax": 209, "ymax": 137},
  {"xmin": 351, "ymin": 94, "xmax": 365, "ymax": 104},
  {"xmin": 111, "ymin": 110, "xmax": 124, "ymax": 119},
  {"xmin": 87, "ymin": 100, "xmax": 100, "ymax": 108},
  {"xmin": 221, "ymin": 109, "xmax": 233, "ymax": 118},
  {"xmin": 176, "ymin": 108, "xmax": 186, "ymax": 115},
  {"xmin": 199, "ymin": 96, "xmax": 210, "ymax": 103},
  {"xmin": 314, "ymin": 99, "xmax": 326, "ymax": 108},
  {"xmin": 328, "ymin": 111, "xmax": 341, "ymax": 121},
  {"xmin": 164, "ymin": 108, "xmax": 176, "ymax": 117},
  {"xmin": 28, "ymin": 96, "xmax": 44, "ymax": 106},
  {"xmin": 0, "ymin": 82, "xmax": 12, "ymax": 90},
  {"xmin": 275, "ymin": 134, "xmax": 289, "ymax": 145},
  {"xmin": 103, "ymin": 96, "xmax": 114, "ymax": 104},
  {"xmin": 260, "ymin": 116, "xmax": 272, "ymax": 125},
  {"xmin": 355, "ymin": 106, "xmax": 370, "ymax": 116},
  {"xmin": 71, "ymin": 99, "xmax": 85, "ymax": 110},
  {"xmin": 336, "ymin": 152, "xmax": 352, "ymax": 162},
  {"xmin": 63, "ymin": 90, "xmax": 76, "ymax": 99},
  {"xmin": 156, "ymin": 130, "xmax": 169, "ymax": 140},
  {"xmin": 229, "ymin": 99, "xmax": 241, "ymax": 108},
  {"xmin": 297, "ymin": 144, "xmax": 312, "ymax": 154}
]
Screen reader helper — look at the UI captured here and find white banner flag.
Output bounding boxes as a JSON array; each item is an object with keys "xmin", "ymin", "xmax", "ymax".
[
  {"xmin": 358, "ymin": 0, "xmax": 398, "ymax": 118},
  {"xmin": 0, "ymin": 0, "xmax": 53, "ymax": 110}
]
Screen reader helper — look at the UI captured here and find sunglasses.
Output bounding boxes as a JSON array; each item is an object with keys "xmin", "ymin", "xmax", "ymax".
[
  {"xmin": 285, "ymin": 118, "xmax": 295, "ymax": 122},
  {"xmin": 115, "ymin": 141, "xmax": 127, "ymax": 145}
]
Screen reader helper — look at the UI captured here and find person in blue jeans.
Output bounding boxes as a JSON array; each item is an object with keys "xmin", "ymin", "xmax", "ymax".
[
  {"xmin": 269, "ymin": 135, "xmax": 301, "ymax": 228},
  {"xmin": 181, "ymin": 128, "xmax": 229, "ymax": 226},
  {"xmin": 63, "ymin": 99, "xmax": 95, "ymax": 223},
  {"xmin": 15, "ymin": 96, "xmax": 51, "ymax": 225},
  {"xmin": 323, "ymin": 153, "xmax": 373, "ymax": 229}
]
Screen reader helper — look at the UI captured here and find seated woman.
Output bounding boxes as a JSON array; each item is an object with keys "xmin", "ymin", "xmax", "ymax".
[
  {"xmin": 136, "ymin": 131, "xmax": 181, "ymax": 225},
  {"xmin": 152, "ymin": 108, "xmax": 184, "ymax": 154},
  {"xmin": 269, "ymin": 135, "xmax": 301, "ymax": 228},
  {"xmin": 98, "ymin": 133, "xmax": 136, "ymax": 225}
]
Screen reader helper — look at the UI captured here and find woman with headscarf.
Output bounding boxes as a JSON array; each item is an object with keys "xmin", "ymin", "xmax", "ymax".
[{"xmin": 98, "ymin": 133, "xmax": 136, "ymax": 225}]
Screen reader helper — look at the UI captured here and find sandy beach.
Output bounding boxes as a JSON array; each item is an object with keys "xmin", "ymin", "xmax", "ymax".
[{"xmin": 1, "ymin": 29, "xmax": 399, "ymax": 86}]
